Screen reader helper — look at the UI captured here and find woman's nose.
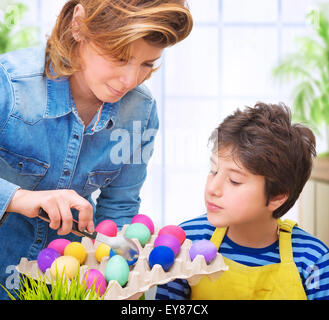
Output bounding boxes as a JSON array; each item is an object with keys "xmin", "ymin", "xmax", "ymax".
[{"xmin": 119, "ymin": 65, "xmax": 139, "ymax": 90}]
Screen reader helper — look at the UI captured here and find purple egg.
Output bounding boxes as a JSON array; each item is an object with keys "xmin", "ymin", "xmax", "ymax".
[
  {"xmin": 189, "ymin": 240, "xmax": 217, "ymax": 264},
  {"xmin": 37, "ymin": 248, "xmax": 61, "ymax": 273},
  {"xmin": 154, "ymin": 234, "xmax": 181, "ymax": 256}
]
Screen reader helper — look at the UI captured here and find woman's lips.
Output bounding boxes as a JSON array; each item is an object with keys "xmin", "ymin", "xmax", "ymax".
[
  {"xmin": 206, "ymin": 201, "xmax": 223, "ymax": 212},
  {"xmin": 106, "ymin": 84, "xmax": 125, "ymax": 97}
]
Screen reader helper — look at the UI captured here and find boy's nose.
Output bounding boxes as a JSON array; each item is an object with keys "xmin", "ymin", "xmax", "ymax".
[{"xmin": 207, "ymin": 175, "xmax": 223, "ymax": 198}]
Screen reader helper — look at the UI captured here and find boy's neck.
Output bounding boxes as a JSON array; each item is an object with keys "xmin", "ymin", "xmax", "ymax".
[{"xmin": 226, "ymin": 216, "xmax": 278, "ymax": 249}]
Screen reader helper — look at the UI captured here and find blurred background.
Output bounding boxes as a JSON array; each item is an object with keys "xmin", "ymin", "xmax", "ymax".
[{"xmin": 1, "ymin": 0, "xmax": 328, "ymax": 245}]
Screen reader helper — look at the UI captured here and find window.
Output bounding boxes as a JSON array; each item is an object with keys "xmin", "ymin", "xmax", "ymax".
[
  {"xmin": 7, "ymin": 0, "xmax": 320, "ymax": 226},
  {"xmin": 143, "ymin": 0, "xmax": 320, "ymax": 226}
]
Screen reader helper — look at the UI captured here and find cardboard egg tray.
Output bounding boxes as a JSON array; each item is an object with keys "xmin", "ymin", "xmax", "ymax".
[{"xmin": 16, "ymin": 224, "xmax": 228, "ymax": 300}]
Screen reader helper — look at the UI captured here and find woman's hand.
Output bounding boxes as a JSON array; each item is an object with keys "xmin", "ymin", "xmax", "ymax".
[{"xmin": 6, "ymin": 189, "xmax": 94, "ymax": 236}]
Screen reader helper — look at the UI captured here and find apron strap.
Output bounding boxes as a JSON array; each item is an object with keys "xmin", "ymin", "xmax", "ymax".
[
  {"xmin": 210, "ymin": 227, "xmax": 227, "ymax": 250},
  {"xmin": 210, "ymin": 219, "xmax": 297, "ymax": 264},
  {"xmin": 277, "ymin": 218, "xmax": 297, "ymax": 263}
]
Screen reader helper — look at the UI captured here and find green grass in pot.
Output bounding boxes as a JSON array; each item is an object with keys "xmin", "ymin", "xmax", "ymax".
[{"xmin": 1, "ymin": 268, "xmax": 106, "ymax": 300}]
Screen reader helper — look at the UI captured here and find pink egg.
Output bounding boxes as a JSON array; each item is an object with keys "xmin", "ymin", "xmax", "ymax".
[
  {"xmin": 95, "ymin": 220, "xmax": 117, "ymax": 240},
  {"xmin": 158, "ymin": 225, "xmax": 186, "ymax": 245},
  {"xmin": 154, "ymin": 234, "xmax": 181, "ymax": 256},
  {"xmin": 47, "ymin": 239, "xmax": 71, "ymax": 255},
  {"xmin": 84, "ymin": 269, "xmax": 107, "ymax": 297},
  {"xmin": 131, "ymin": 214, "xmax": 155, "ymax": 234}
]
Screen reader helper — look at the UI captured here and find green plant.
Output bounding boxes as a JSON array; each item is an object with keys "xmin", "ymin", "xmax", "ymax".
[
  {"xmin": 0, "ymin": 1, "xmax": 39, "ymax": 54},
  {"xmin": 273, "ymin": 3, "xmax": 329, "ymax": 136},
  {"xmin": 1, "ymin": 268, "xmax": 108, "ymax": 300}
]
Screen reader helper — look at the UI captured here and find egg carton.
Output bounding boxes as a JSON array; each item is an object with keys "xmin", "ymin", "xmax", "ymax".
[{"xmin": 16, "ymin": 224, "xmax": 228, "ymax": 300}]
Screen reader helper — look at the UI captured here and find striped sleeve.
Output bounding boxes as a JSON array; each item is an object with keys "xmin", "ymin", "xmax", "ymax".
[{"xmin": 292, "ymin": 227, "xmax": 329, "ymax": 300}]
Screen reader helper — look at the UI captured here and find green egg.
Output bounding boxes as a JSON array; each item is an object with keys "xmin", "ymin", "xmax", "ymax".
[
  {"xmin": 105, "ymin": 255, "xmax": 129, "ymax": 286},
  {"xmin": 124, "ymin": 223, "xmax": 151, "ymax": 246}
]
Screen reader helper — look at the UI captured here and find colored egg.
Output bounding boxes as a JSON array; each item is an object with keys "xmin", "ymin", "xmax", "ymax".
[
  {"xmin": 124, "ymin": 223, "xmax": 151, "ymax": 246},
  {"xmin": 189, "ymin": 240, "xmax": 217, "ymax": 264},
  {"xmin": 64, "ymin": 242, "xmax": 87, "ymax": 264},
  {"xmin": 109, "ymin": 248, "xmax": 116, "ymax": 258},
  {"xmin": 50, "ymin": 256, "xmax": 80, "ymax": 280},
  {"xmin": 154, "ymin": 234, "xmax": 181, "ymax": 256},
  {"xmin": 131, "ymin": 214, "xmax": 155, "ymax": 234},
  {"xmin": 47, "ymin": 239, "xmax": 71, "ymax": 255},
  {"xmin": 105, "ymin": 255, "xmax": 129, "ymax": 287},
  {"xmin": 95, "ymin": 219, "xmax": 117, "ymax": 237},
  {"xmin": 95, "ymin": 243, "xmax": 111, "ymax": 263},
  {"xmin": 37, "ymin": 248, "xmax": 61, "ymax": 273},
  {"xmin": 148, "ymin": 246, "xmax": 175, "ymax": 272},
  {"xmin": 84, "ymin": 269, "xmax": 107, "ymax": 297},
  {"xmin": 158, "ymin": 225, "xmax": 186, "ymax": 245}
]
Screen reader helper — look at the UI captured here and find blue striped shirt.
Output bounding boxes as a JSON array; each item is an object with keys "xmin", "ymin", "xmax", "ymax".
[{"xmin": 156, "ymin": 214, "xmax": 329, "ymax": 300}]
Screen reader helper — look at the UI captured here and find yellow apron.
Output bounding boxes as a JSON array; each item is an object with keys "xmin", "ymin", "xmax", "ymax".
[{"xmin": 191, "ymin": 219, "xmax": 307, "ymax": 300}]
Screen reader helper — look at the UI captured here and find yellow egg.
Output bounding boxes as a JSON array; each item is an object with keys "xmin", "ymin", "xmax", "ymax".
[
  {"xmin": 95, "ymin": 243, "xmax": 111, "ymax": 263},
  {"xmin": 64, "ymin": 242, "xmax": 87, "ymax": 264},
  {"xmin": 50, "ymin": 256, "xmax": 80, "ymax": 280}
]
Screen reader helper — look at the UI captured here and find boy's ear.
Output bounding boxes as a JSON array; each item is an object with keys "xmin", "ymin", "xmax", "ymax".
[
  {"xmin": 72, "ymin": 4, "xmax": 85, "ymax": 41},
  {"xmin": 267, "ymin": 193, "xmax": 289, "ymax": 212}
]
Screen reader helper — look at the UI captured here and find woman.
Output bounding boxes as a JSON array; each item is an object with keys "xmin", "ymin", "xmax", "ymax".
[{"xmin": 0, "ymin": 0, "xmax": 192, "ymax": 298}]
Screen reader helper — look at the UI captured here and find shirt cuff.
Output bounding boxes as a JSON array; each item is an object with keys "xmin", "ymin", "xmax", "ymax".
[{"xmin": 0, "ymin": 178, "xmax": 20, "ymax": 225}]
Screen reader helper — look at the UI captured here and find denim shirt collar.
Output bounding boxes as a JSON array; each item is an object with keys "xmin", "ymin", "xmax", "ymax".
[
  {"xmin": 44, "ymin": 77, "xmax": 72, "ymax": 118},
  {"xmin": 44, "ymin": 77, "xmax": 121, "ymax": 132}
]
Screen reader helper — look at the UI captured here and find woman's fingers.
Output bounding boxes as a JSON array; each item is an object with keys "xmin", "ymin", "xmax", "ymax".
[
  {"xmin": 7, "ymin": 189, "xmax": 95, "ymax": 235},
  {"xmin": 69, "ymin": 190, "xmax": 94, "ymax": 233},
  {"xmin": 56, "ymin": 198, "xmax": 74, "ymax": 236},
  {"xmin": 39, "ymin": 190, "xmax": 93, "ymax": 235}
]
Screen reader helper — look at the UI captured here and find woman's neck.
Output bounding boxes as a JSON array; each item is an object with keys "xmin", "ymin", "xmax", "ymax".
[{"xmin": 69, "ymin": 73, "xmax": 103, "ymax": 126}]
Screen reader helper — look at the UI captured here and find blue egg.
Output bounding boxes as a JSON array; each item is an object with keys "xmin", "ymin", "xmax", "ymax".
[
  {"xmin": 148, "ymin": 246, "xmax": 175, "ymax": 272},
  {"xmin": 109, "ymin": 248, "xmax": 116, "ymax": 258}
]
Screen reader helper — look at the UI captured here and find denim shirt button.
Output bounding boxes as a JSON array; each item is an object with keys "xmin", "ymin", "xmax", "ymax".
[
  {"xmin": 63, "ymin": 169, "xmax": 70, "ymax": 176},
  {"xmin": 73, "ymin": 134, "xmax": 79, "ymax": 140},
  {"xmin": 35, "ymin": 238, "xmax": 42, "ymax": 244}
]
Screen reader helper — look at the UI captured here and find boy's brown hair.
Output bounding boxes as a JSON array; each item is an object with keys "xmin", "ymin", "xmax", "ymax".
[{"xmin": 209, "ymin": 102, "xmax": 316, "ymax": 218}]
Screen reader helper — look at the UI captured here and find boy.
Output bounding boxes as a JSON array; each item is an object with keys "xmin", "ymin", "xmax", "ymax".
[{"xmin": 156, "ymin": 102, "xmax": 329, "ymax": 300}]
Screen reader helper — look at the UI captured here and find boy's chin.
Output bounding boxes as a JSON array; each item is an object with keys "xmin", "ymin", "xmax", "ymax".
[{"xmin": 206, "ymin": 211, "xmax": 228, "ymax": 228}]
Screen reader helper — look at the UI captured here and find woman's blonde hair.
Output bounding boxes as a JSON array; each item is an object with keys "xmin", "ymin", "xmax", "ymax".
[{"xmin": 45, "ymin": 0, "xmax": 193, "ymax": 79}]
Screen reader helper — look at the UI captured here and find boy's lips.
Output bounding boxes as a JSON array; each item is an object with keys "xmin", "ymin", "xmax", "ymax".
[{"xmin": 206, "ymin": 201, "xmax": 223, "ymax": 212}]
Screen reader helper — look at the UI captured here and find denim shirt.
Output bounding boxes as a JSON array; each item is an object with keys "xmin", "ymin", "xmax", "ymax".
[{"xmin": 0, "ymin": 46, "xmax": 159, "ymax": 297}]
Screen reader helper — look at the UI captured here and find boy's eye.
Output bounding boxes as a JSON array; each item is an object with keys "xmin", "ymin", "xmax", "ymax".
[
  {"xmin": 209, "ymin": 170, "xmax": 217, "ymax": 175},
  {"xmin": 230, "ymin": 179, "xmax": 241, "ymax": 185}
]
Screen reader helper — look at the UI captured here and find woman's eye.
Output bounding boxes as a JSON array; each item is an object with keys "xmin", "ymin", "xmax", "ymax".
[{"xmin": 142, "ymin": 63, "xmax": 154, "ymax": 68}]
